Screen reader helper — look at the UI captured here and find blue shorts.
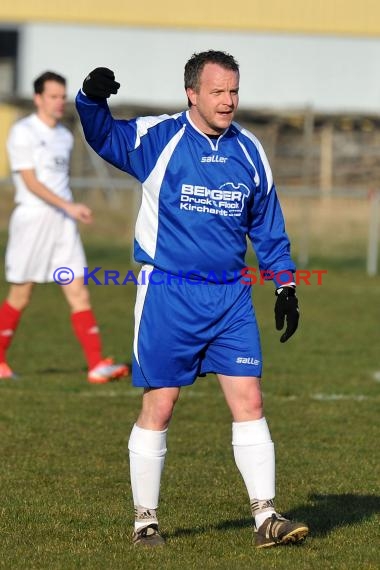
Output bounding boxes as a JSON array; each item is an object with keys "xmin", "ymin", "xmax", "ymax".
[{"xmin": 132, "ymin": 266, "xmax": 262, "ymax": 388}]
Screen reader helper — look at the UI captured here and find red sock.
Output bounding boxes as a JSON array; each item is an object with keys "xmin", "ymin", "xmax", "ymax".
[
  {"xmin": 71, "ymin": 309, "xmax": 102, "ymax": 370},
  {"xmin": 0, "ymin": 301, "xmax": 22, "ymax": 362}
]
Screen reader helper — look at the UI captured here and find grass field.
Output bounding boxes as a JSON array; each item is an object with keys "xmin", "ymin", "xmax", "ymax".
[{"xmin": 0, "ymin": 194, "xmax": 379, "ymax": 569}]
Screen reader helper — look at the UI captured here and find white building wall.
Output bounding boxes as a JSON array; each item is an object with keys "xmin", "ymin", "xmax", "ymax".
[{"xmin": 17, "ymin": 23, "xmax": 380, "ymax": 113}]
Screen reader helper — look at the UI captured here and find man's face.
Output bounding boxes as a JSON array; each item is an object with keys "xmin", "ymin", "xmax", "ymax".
[
  {"xmin": 187, "ymin": 63, "xmax": 239, "ymax": 135},
  {"xmin": 34, "ymin": 80, "xmax": 67, "ymax": 124}
]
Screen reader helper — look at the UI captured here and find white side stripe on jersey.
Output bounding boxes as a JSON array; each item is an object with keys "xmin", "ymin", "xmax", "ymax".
[
  {"xmin": 134, "ymin": 114, "xmax": 181, "ymax": 149},
  {"xmin": 135, "ymin": 126, "xmax": 186, "ymax": 258},
  {"xmin": 234, "ymin": 124, "xmax": 274, "ymax": 193},
  {"xmin": 237, "ymin": 139, "xmax": 260, "ymax": 187},
  {"xmin": 133, "ymin": 265, "xmax": 154, "ymax": 366}
]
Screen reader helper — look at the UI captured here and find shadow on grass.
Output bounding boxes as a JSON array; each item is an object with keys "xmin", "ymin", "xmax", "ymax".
[
  {"xmin": 285, "ymin": 493, "xmax": 380, "ymax": 537},
  {"xmin": 34, "ymin": 366, "xmax": 86, "ymax": 374},
  {"xmin": 167, "ymin": 493, "xmax": 380, "ymax": 539}
]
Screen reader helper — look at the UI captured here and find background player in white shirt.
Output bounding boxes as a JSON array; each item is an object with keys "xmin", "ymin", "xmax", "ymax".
[{"xmin": 0, "ymin": 71, "xmax": 128, "ymax": 384}]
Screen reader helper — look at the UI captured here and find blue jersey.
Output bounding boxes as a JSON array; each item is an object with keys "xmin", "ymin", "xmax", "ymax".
[{"xmin": 76, "ymin": 91, "xmax": 296, "ymax": 284}]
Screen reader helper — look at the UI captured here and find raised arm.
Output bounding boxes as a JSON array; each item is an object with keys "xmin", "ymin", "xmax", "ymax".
[{"xmin": 76, "ymin": 68, "xmax": 136, "ymax": 173}]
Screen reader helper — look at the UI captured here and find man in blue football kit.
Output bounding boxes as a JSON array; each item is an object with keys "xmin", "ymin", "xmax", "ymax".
[{"xmin": 76, "ymin": 51, "xmax": 308, "ymax": 548}]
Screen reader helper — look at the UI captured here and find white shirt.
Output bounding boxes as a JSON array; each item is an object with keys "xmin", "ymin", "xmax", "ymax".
[{"xmin": 7, "ymin": 113, "xmax": 73, "ymax": 206}]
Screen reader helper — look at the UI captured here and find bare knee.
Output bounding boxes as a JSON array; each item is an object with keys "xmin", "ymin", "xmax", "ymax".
[
  {"xmin": 61, "ymin": 278, "xmax": 91, "ymax": 312},
  {"xmin": 232, "ymin": 389, "xmax": 263, "ymax": 421},
  {"xmin": 246, "ymin": 391, "xmax": 264, "ymax": 418},
  {"xmin": 7, "ymin": 283, "xmax": 33, "ymax": 311},
  {"xmin": 218, "ymin": 375, "xmax": 264, "ymax": 422},
  {"xmin": 137, "ymin": 387, "xmax": 180, "ymax": 430}
]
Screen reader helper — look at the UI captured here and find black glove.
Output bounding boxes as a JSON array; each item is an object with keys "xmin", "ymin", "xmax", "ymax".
[
  {"xmin": 82, "ymin": 67, "xmax": 120, "ymax": 99},
  {"xmin": 274, "ymin": 286, "xmax": 299, "ymax": 343}
]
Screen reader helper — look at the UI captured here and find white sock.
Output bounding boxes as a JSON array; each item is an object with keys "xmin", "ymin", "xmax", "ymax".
[
  {"xmin": 254, "ymin": 508, "xmax": 274, "ymax": 529},
  {"xmin": 128, "ymin": 424, "xmax": 167, "ymax": 530},
  {"xmin": 232, "ymin": 418, "xmax": 276, "ymax": 527}
]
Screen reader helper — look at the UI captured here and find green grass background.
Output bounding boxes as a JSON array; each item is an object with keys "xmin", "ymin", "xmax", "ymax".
[{"xmin": 0, "ymin": 191, "xmax": 379, "ymax": 569}]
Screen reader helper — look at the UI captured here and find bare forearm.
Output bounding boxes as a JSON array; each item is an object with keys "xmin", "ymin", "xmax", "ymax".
[
  {"xmin": 19, "ymin": 169, "xmax": 92, "ymax": 223},
  {"xmin": 22, "ymin": 175, "xmax": 70, "ymax": 212}
]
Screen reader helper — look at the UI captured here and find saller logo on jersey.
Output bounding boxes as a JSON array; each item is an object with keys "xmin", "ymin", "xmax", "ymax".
[
  {"xmin": 180, "ymin": 182, "xmax": 250, "ymax": 217},
  {"xmin": 201, "ymin": 155, "xmax": 228, "ymax": 163},
  {"xmin": 236, "ymin": 357, "xmax": 260, "ymax": 365}
]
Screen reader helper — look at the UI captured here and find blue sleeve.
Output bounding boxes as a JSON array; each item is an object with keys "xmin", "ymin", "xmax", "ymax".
[
  {"xmin": 75, "ymin": 90, "xmax": 154, "ymax": 181},
  {"xmin": 248, "ymin": 158, "xmax": 296, "ymax": 288}
]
